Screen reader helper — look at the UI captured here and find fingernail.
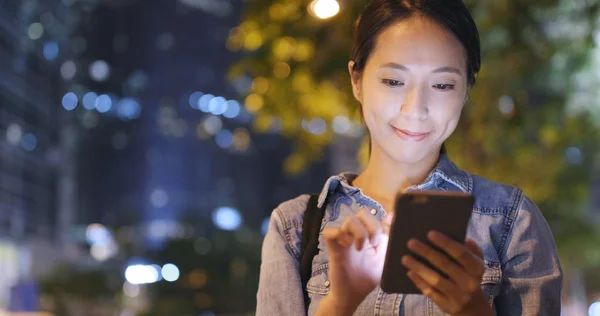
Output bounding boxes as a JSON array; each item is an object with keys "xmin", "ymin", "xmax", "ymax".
[{"xmin": 428, "ymin": 231, "xmax": 440, "ymax": 240}]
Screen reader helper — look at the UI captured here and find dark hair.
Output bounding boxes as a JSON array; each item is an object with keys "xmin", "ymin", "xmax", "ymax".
[
  {"xmin": 352, "ymin": 0, "xmax": 479, "ymax": 156},
  {"xmin": 351, "ymin": 0, "xmax": 481, "ymax": 87}
]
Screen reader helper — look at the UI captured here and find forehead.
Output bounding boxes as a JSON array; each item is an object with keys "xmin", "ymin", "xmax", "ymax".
[{"xmin": 368, "ymin": 16, "xmax": 466, "ymax": 70}]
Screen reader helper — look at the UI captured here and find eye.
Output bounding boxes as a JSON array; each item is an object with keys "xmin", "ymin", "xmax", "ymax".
[
  {"xmin": 433, "ymin": 84, "xmax": 455, "ymax": 91},
  {"xmin": 382, "ymin": 79, "xmax": 404, "ymax": 87}
]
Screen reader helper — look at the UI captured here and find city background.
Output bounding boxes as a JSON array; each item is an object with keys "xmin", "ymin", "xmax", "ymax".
[{"xmin": 0, "ymin": 0, "xmax": 600, "ymax": 315}]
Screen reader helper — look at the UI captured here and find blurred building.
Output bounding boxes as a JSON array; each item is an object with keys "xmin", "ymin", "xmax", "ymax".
[{"xmin": 0, "ymin": 0, "xmax": 79, "ymax": 311}]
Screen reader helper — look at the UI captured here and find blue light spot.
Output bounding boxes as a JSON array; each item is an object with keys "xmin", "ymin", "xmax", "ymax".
[
  {"xmin": 96, "ymin": 94, "xmax": 112, "ymax": 113},
  {"xmin": 161, "ymin": 264, "xmax": 180, "ymax": 282},
  {"xmin": 21, "ymin": 133, "xmax": 37, "ymax": 151},
  {"xmin": 212, "ymin": 207, "xmax": 242, "ymax": 231},
  {"xmin": 62, "ymin": 92, "xmax": 78, "ymax": 110},
  {"xmin": 261, "ymin": 217, "xmax": 270, "ymax": 235},
  {"xmin": 198, "ymin": 94, "xmax": 214, "ymax": 112},
  {"xmin": 223, "ymin": 100, "xmax": 240, "ymax": 118},
  {"xmin": 208, "ymin": 96, "xmax": 227, "ymax": 115},
  {"xmin": 189, "ymin": 91, "xmax": 203, "ymax": 109},
  {"xmin": 43, "ymin": 41, "xmax": 59, "ymax": 61},
  {"xmin": 215, "ymin": 130, "xmax": 233, "ymax": 149},
  {"xmin": 82, "ymin": 92, "xmax": 98, "ymax": 110},
  {"xmin": 117, "ymin": 98, "xmax": 141, "ymax": 121}
]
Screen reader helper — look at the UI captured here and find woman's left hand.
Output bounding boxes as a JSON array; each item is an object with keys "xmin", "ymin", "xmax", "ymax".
[{"xmin": 401, "ymin": 231, "xmax": 493, "ymax": 316}]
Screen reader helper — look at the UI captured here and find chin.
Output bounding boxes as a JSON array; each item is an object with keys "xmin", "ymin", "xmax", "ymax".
[{"xmin": 386, "ymin": 144, "xmax": 440, "ymax": 164}]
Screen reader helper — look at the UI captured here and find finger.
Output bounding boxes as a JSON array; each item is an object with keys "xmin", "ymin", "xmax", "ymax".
[
  {"xmin": 407, "ymin": 239, "xmax": 479, "ymax": 293},
  {"xmin": 401, "ymin": 255, "xmax": 458, "ymax": 295},
  {"xmin": 407, "ymin": 271, "xmax": 449, "ymax": 305},
  {"xmin": 427, "ymin": 231, "xmax": 484, "ymax": 277},
  {"xmin": 465, "ymin": 239, "xmax": 484, "ymax": 259},
  {"xmin": 323, "ymin": 227, "xmax": 353, "ymax": 249},
  {"xmin": 356, "ymin": 209, "xmax": 386, "ymax": 246},
  {"xmin": 381, "ymin": 213, "xmax": 393, "ymax": 234},
  {"xmin": 341, "ymin": 216, "xmax": 369, "ymax": 251}
]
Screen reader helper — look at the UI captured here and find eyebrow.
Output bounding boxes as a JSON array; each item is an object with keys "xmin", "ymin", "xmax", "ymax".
[{"xmin": 379, "ymin": 62, "xmax": 462, "ymax": 75}]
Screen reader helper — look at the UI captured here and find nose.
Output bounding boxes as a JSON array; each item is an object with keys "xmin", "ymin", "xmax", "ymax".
[{"xmin": 401, "ymin": 86, "xmax": 428, "ymax": 120}]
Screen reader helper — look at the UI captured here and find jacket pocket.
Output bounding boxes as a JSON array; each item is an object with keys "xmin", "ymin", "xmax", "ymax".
[{"xmin": 306, "ymin": 263, "xmax": 330, "ymax": 296}]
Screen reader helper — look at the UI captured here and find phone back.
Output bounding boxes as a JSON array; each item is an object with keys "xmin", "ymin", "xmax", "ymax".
[{"xmin": 380, "ymin": 191, "xmax": 474, "ymax": 294}]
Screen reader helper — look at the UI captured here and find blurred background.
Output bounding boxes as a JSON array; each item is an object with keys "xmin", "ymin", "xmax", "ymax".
[{"xmin": 1, "ymin": 0, "xmax": 600, "ymax": 315}]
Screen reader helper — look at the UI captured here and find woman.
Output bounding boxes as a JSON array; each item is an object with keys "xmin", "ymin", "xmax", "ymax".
[{"xmin": 256, "ymin": 0, "xmax": 562, "ymax": 315}]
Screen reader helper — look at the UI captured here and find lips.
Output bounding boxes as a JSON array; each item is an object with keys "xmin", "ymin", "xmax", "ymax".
[{"xmin": 391, "ymin": 126, "xmax": 430, "ymax": 142}]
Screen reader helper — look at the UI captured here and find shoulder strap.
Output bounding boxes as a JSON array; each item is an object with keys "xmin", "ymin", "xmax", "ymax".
[{"xmin": 300, "ymin": 194, "xmax": 327, "ymax": 307}]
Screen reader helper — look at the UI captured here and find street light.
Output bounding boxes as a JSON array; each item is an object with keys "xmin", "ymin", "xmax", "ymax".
[{"xmin": 308, "ymin": 0, "xmax": 340, "ymax": 20}]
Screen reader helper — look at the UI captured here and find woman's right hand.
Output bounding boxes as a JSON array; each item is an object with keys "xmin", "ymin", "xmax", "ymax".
[{"xmin": 319, "ymin": 209, "xmax": 392, "ymax": 313}]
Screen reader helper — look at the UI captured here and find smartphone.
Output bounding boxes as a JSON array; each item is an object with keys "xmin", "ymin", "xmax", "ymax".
[{"xmin": 380, "ymin": 190, "xmax": 474, "ymax": 294}]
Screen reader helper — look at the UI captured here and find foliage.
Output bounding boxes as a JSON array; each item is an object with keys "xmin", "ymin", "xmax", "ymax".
[{"xmin": 229, "ymin": 0, "xmax": 600, "ymax": 265}]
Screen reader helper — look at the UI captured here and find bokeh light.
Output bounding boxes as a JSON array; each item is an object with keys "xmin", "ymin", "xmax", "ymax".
[
  {"xmin": 150, "ymin": 189, "xmax": 169, "ymax": 208},
  {"xmin": 62, "ymin": 92, "xmax": 78, "ymax": 110},
  {"xmin": 21, "ymin": 133, "xmax": 37, "ymax": 151},
  {"xmin": 223, "ymin": 100, "xmax": 240, "ymax": 118},
  {"xmin": 86, "ymin": 224, "xmax": 111, "ymax": 246},
  {"xmin": 189, "ymin": 92, "xmax": 204, "ymax": 109},
  {"xmin": 28, "ymin": 22, "xmax": 44, "ymax": 40},
  {"xmin": 215, "ymin": 130, "xmax": 233, "ymax": 149},
  {"xmin": 125, "ymin": 265, "xmax": 160, "ymax": 285},
  {"xmin": 161, "ymin": 264, "xmax": 180, "ymax": 282},
  {"xmin": 198, "ymin": 94, "xmax": 214, "ymax": 112},
  {"xmin": 82, "ymin": 92, "xmax": 98, "ymax": 110},
  {"xmin": 212, "ymin": 207, "xmax": 242, "ymax": 231},
  {"xmin": 202, "ymin": 116, "xmax": 222, "ymax": 135},
  {"xmin": 6, "ymin": 124, "xmax": 23, "ymax": 145},
  {"xmin": 261, "ymin": 217, "xmax": 270, "ymax": 235},
  {"xmin": 590, "ymin": 302, "xmax": 600, "ymax": 316},
  {"xmin": 43, "ymin": 41, "xmax": 59, "ymax": 61},
  {"xmin": 96, "ymin": 94, "xmax": 112, "ymax": 113},
  {"xmin": 117, "ymin": 98, "xmax": 141, "ymax": 121},
  {"xmin": 60, "ymin": 61, "xmax": 77, "ymax": 80},
  {"xmin": 89, "ymin": 60, "xmax": 110, "ymax": 82},
  {"xmin": 308, "ymin": 0, "xmax": 340, "ymax": 20}
]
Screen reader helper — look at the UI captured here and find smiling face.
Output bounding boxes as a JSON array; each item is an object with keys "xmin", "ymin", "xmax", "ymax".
[{"xmin": 350, "ymin": 16, "xmax": 469, "ymax": 164}]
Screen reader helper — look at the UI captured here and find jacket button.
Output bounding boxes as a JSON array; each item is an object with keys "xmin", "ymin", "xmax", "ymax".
[
  {"xmin": 324, "ymin": 280, "xmax": 330, "ymax": 287},
  {"xmin": 370, "ymin": 208, "xmax": 377, "ymax": 215}
]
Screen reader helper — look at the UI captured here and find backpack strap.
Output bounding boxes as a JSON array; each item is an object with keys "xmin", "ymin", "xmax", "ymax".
[{"xmin": 300, "ymin": 194, "xmax": 327, "ymax": 309}]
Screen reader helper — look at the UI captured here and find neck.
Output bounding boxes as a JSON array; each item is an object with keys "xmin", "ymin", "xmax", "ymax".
[{"xmin": 354, "ymin": 147, "xmax": 440, "ymax": 207}]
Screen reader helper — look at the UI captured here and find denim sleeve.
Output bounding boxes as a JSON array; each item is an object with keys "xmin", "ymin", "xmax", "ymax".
[
  {"xmin": 495, "ymin": 196, "xmax": 563, "ymax": 316},
  {"xmin": 256, "ymin": 207, "xmax": 306, "ymax": 316}
]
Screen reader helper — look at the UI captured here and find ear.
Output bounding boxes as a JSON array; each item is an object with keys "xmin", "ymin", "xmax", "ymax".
[{"xmin": 348, "ymin": 61, "xmax": 362, "ymax": 102}]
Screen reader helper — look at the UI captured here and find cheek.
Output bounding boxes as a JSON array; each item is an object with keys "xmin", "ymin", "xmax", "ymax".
[{"xmin": 431, "ymin": 100, "xmax": 463, "ymax": 131}]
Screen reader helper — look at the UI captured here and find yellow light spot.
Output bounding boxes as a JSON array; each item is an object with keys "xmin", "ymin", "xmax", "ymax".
[
  {"xmin": 284, "ymin": 153, "xmax": 306, "ymax": 175},
  {"xmin": 272, "ymin": 37, "xmax": 297, "ymax": 61},
  {"xmin": 293, "ymin": 40, "xmax": 314, "ymax": 62},
  {"xmin": 244, "ymin": 93, "xmax": 264, "ymax": 113},
  {"xmin": 244, "ymin": 31, "xmax": 263, "ymax": 51},
  {"xmin": 252, "ymin": 77, "xmax": 270, "ymax": 94},
  {"xmin": 273, "ymin": 62, "xmax": 291, "ymax": 79},
  {"xmin": 269, "ymin": 3, "xmax": 286, "ymax": 21},
  {"xmin": 292, "ymin": 70, "xmax": 312, "ymax": 92},
  {"xmin": 253, "ymin": 115, "xmax": 272, "ymax": 133}
]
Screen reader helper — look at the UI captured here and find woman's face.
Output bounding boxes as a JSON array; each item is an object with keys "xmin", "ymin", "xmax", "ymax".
[{"xmin": 350, "ymin": 16, "xmax": 469, "ymax": 164}]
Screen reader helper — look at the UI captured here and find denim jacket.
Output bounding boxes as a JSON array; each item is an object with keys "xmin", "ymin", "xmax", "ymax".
[{"xmin": 256, "ymin": 154, "xmax": 562, "ymax": 316}]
